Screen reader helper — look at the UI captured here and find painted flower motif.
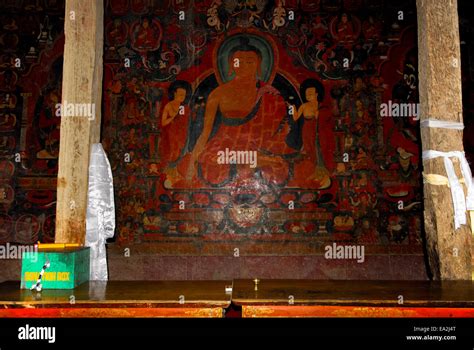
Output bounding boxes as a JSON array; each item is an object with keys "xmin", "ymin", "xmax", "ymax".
[{"xmin": 316, "ymin": 42, "xmax": 325, "ymax": 51}]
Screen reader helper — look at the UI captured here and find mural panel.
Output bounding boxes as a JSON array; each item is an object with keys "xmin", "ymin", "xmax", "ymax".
[
  {"xmin": 0, "ymin": 1, "xmax": 64, "ymax": 244},
  {"xmin": 102, "ymin": 0, "xmax": 424, "ymax": 255}
]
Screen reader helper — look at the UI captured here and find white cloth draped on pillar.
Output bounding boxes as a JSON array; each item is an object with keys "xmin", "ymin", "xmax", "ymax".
[
  {"xmin": 422, "ymin": 150, "xmax": 474, "ymax": 230},
  {"xmin": 86, "ymin": 143, "xmax": 115, "ymax": 280}
]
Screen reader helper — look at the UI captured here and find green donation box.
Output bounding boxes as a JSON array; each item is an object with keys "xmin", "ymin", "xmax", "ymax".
[{"xmin": 20, "ymin": 247, "xmax": 90, "ymax": 289}]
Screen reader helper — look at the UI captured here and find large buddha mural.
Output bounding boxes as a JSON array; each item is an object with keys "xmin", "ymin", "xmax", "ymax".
[
  {"xmin": 101, "ymin": 0, "xmax": 425, "ymax": 258},
  {"xmin": 163, "ymin": 33, "xmax": 330, "ymax": 189}
]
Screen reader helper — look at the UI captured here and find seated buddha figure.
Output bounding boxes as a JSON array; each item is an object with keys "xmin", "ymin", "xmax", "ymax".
[{"xmin": 172, "ymin": 37, "xmax": 297, "ymax": 187}]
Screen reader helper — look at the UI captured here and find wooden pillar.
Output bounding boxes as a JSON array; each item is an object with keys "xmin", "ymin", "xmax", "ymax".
[
  {"xmin": 417, "ymin": 0, "xmax": 472, "ymax": 279},
  {"xmin": 55, "ymin": 0, "xmax": 104, "ymax": 244}
]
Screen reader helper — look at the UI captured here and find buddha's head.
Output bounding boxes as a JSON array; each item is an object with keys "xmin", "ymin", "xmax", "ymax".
[
  {"xmin": 228, "ymin": 37, "xmax": 262, "ymax": 80},
  {"xmin": 341, "ymin": 13, "xmax": 349, "ymax": 24}
]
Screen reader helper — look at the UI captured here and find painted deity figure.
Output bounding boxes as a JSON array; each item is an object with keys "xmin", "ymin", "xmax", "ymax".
[
  {"xmin": 108, "ymin": 18, "xmax": 127, "ymax": 47},
  {"xmin": 123, "ymin": 77, "xmax": 147, "ymax": 124},
  {"xmin": 133, "ymin": 18, "xmax": 159, "ymax": 50},
  {"xmin": 37, "ymin": 89, "xmax": 60, "ymax": 159},
  {"xmin": 290, "ymin": 79, "xmax": 330, "ymax": 188},
  {"xmin": 311, "ymin": 15, "xmax": 328, "ymax": 42},
  {"xmin": 293, "ymin": 80, "xmax": 320, "ymax": 158},
  {"xmin": 161, "ymin": 80, "xmax": 191, "ymax": 168},
  {"xmin": 172, "ymin": 37, "xmax": 296, "ymax": 187},
  {"xmin": 337, "ymin": 13, "xmax": 354, "ymax": 42},
  {"xmin": 362, "ymin": 15, "xmax": 381, "ymax": 41}
]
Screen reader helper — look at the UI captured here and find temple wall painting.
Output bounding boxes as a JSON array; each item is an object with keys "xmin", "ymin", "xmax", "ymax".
[
  {"xmin": 0, "ymin": 0, "xmax": 65, "ymax": 245},
  {"xmin": 3, "ymin": 0, "xmax": 474, "ymax": 279},
  {"xmin": 101, "ymin": 0, "xmax": 425, "ymax": 264}
]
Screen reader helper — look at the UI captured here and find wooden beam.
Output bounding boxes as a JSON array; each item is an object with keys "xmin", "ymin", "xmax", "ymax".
[
  {"xmin": 417, "ymin": 0, "xmax": 472, "ymax": 279},
  {"xmin": 55, "ymin": 0, "xmax": 104, "ymax": 244}
]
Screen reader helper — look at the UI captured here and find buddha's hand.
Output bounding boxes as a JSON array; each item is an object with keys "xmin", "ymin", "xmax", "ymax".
[{"xmin": 256, "ymin": 85, "xmax": 280, "ymax": 101}]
